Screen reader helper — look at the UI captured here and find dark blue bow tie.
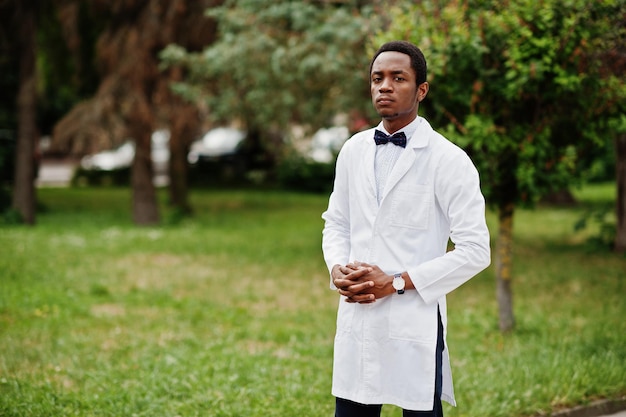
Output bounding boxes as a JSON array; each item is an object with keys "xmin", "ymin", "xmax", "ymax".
[{"xmin": 374, "ymin": 130, "xmax": 407, "ymax": 148}]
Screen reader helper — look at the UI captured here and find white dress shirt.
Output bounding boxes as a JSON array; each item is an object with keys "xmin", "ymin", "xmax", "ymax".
[{"xmin": 374, "ymin": 118, "xmax": 421, "ymax": 205}]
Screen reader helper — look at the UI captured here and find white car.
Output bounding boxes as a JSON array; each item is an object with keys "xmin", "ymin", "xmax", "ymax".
[
  {"xmin": 80, "ymin": 141, "xmax": 135, "ymax": 171},
  {"xmin": 80, "ymin": 130, "xmax": 170, "ymax": 171},
  {"xmin": 187, "ymin": 127, "xmax": 246, "ymax": 164},
  {"xmin": 308, "ymin": 126, "xmax": 349, "ymax": 163}
]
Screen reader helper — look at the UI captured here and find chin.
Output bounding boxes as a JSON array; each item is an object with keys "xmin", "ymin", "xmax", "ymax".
[{"xmin": 379, "ymin": 112, "xmax": 399, "ymax": 120}]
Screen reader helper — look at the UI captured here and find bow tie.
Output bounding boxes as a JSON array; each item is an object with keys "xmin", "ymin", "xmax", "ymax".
[{"xmin": 374, "ymin": 129, "xmax": 407, "ymax": 148}]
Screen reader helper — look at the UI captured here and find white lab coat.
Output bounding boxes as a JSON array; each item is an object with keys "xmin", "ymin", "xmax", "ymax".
[{"xmin": 322, "ymin": 117, "xmax": 491, "ymax": 411}]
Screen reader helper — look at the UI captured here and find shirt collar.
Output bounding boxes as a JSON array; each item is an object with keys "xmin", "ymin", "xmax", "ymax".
[{"xmin": 376, "ymin": 117, "xmax": 422, "ymax": 144}]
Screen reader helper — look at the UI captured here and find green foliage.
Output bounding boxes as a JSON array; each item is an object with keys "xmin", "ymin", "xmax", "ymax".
[
  {"xmin": 71, "ymin": 167, "xmax": 131, "ymax": 187},
  {"xmin": 0, "ymin": 207, "xmax": 23, "ymax": 225},
  {"xmin": 276, "ymin": 154, "xmax": 335, "ymax": 193},
  {"xmin": 573, "ymin": 182, "xmax": 619, "ymax": 250},
  {"xmin": 160, "ymin": 0, "xmax": 380, "ymax": 146},
  {"xmin": 374, "ymin": 0, "xmax": 626, "ymax": 208},
  {"xmin": 575, "ymin": 203, "xmax": 617, "ymax": 250},
  {"xmin": 585, "ymin": 114, "xmax": 626, "ymax": 182},
  {"xmin": 0, "ymin": 186, "xmax": 624, "ymax": 416}
]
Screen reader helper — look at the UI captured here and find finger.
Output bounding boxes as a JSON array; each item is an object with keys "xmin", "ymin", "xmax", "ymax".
[
  {"xmin": 337, "ymin": 288, "xmax": 361, "ymax": 298},
  {"xmin": 345, "ymin": 267, "xmax": 372, "ymax": 280},
  {"xmin": 334, "ymin": 278, "xmax": 354, "ymax": 290},
  {"xmin": 344, "ymin": 293, "xmax": 375, "ymax": 303},
  {"xmin": 337, "ymin": 288, "xmax": 351, "ymax": 297},
  {"xmin": 346, "ymin": 260, "xmax": 361, "ymax": 269},
  {"xmin": 336, "ymin": 266, "xmax": 347, "ymax": 275},
  {"xmin": 347, "ymin": 281, "xmax": 375, "ymax": 293}
]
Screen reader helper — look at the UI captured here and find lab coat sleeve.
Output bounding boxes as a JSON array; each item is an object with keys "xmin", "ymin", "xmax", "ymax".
[
  {"xmin": 322, "ymin": 145, "xmax": 352, "ymax": 290},
  {"xmin": 408, "ymin": 150, "xmax": 491, "ymax": 304}
]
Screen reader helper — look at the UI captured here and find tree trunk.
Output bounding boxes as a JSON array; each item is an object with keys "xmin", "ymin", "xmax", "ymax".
[
  {"xmin": 168, "ymin": 106, "xmax": 196, "ymax": 214},
  {"xmin": 496, "ymin": 201, "xmax": 515, "ymax": 332},
  {"xmin": 129, "ymin": 95, "xmax": 160, "ymax": 226},
  {"xmin": 164, "ymin": 66, "xmax": 199, "ymax": 214},
  {"xmin": 615, "ymin": 132, "xmax": 626, "ymax": 254},
  {"xmin": 131, "ymin": 130, "xmax": 160, "ymax": 225},
  {"xmin": 12, "ymin": 0, "xmax": 37, "ymax": 225}
]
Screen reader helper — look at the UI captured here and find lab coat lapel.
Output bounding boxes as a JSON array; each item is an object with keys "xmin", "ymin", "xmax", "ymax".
[
  {"xmin": 363, "ymin": 132, "xmax": 378, "ymax": 197},
  {"xmin": 381, "ymin": 146, "xmax": 416, "ymax": 202},
  {"xmin": 380, "ymin": 121, "xmax": 431, "ymax": 202}
]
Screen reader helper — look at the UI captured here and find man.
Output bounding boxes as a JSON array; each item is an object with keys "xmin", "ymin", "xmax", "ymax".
[{"xmin": 321, "ymin": 40, "xmax": 491, "ymax": 417}]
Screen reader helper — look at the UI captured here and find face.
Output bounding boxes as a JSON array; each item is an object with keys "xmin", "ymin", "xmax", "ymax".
[{"xmin": 370, "ymin": 51, "xmax": 429, "ymax": 132}]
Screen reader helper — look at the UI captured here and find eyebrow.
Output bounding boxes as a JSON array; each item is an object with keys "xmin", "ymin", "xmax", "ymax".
[{"xmin": 371, "ymin": 69, "xmax": 410, "ymax": 76}]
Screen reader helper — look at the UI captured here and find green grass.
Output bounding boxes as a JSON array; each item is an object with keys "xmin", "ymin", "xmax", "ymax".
[{"xmin": 0, "ymin": 184, "xmax": 624, "ymax": 416}]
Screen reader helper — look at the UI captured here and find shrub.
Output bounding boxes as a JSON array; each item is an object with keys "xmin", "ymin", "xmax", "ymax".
[{"xmin": 276, "ymin": 155, "xmax": 335, "ymax": 193}]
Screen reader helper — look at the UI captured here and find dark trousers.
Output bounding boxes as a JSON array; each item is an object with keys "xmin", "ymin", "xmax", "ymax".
[{"xmin": 335, "ymin": 309, "xmax": 445, "ymax": 417}]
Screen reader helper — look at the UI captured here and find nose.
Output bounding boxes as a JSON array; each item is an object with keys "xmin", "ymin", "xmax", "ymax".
[{"xmin": 379, "ymin": 77, "xmax": 393, "ymax": 92}]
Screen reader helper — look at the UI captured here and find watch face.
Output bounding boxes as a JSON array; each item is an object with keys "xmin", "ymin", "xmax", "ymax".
[{"xmin": 392, "ymin": 277, "xmax": 405, "ymax": 291}]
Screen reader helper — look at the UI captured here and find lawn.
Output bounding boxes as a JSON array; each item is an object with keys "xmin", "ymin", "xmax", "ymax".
[{"xmin": 0, "ymin": 184, "xmax": 624, "ymax": 416}]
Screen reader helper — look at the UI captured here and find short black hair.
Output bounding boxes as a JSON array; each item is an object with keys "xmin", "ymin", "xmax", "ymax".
[{"xmin": 370, "ymin": 40, "xmax": 427, "ymax": 85}]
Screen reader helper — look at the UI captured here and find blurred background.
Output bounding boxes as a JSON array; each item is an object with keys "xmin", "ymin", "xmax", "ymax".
[
  {"xmin": 0, "ymin": 1, "xmax": 625, "ymax": 415},
  {"xmin": 1, "ymin": 0, "xmax": 625, "ymax": 313},
  {"xmin": 0, "ymin": 0, "xmax": 623, "ymax": 232}
]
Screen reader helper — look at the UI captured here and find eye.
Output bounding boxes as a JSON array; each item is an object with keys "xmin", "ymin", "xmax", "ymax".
[{"xmin": 395, "ymin": 76, "xmax": 405, "ymax": 82}]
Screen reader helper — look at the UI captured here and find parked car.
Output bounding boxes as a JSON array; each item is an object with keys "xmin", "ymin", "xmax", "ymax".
[
  {"xmin": 80, "ymin": 129, "xmax": 170, "ymax": 172},
  {"xmin": 307, "ymin": 126, "xmax": 349, "ymax": 163},
  {"xmin": 187, "ymin": 127, "xmax": 246, "ymax": 164},
  {"xmin": 80, "ymin": 141, "xmax": 134, "ymax": 171}
]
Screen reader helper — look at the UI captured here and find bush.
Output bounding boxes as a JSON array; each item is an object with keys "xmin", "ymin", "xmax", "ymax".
[
  {"xmin": 71, "ymin": 166, "xmax": 131, "ymax": 187},
  {"xmin": 188, "ymin": 157, "xmax": 249, "ymax": 187},
  {"xmin": 276, "ymin": 155, "xmax": 335, "ymax": 193}
]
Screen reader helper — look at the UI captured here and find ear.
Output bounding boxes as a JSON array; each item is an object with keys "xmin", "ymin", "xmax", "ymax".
[{"xmin": 417, "ymin": 82, "xmax": 429, "ymax": 102}]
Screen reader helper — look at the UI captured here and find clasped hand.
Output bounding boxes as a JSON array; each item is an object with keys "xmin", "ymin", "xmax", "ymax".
[{"xmin": 332, "ymin": 261, "xmax": 393, "ymax": 303}]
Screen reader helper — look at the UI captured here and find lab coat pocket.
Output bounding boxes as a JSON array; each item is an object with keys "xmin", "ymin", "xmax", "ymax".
[
  {"xmin": 390, "ymin": 186, "xmax": 432, "ymax": 230},
  {"xmin": 335, "ymin": 299, "xmax": 355, "ymax": 333},
  {"xmin": 388, "ymin": 295, "xmax": 438, "ymax": 343}
]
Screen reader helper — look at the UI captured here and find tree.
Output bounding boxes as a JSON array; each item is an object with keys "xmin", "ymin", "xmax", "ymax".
[
  {"xmin": 1, "ymin": 0, "xmax": 106, "ymax": 221},
  {"xmin": 599, "ymin": 22, "xmax": 626, "ymax": 254},
  {"xmin": 375, "ymin": 0, "xmax": 626, "ymax": 331},
  {"xmin": 160, "ymin": 0, "xmax": 382, "ymax": 166},
  {"xmin": 53, "ymin": 0, "xmax": 219, "ymax": 223},
  {"xmin": 617, "ymin": 131, "xmax": 626, "ymax": 252},
  {"xmin": 615, "ymin": 133, "xmax": 626, "ymax": 253},
  {"xmin": 11, "ymin": 0, "xmax": 38, "ymax": 225},
  {"xmin": 0, "ymin": 2, "xmax": 21, "ymax": 213}
]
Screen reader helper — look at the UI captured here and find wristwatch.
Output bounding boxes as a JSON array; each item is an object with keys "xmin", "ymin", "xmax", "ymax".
[{"xmin": 392, "ymin": 273, "xmax": 405, "ymax": 295}]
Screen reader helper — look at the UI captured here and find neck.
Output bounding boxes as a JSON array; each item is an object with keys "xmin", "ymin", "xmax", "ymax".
[{"xmin": 382, "ymin": 114, "xmax": 418, "ymax": 134}]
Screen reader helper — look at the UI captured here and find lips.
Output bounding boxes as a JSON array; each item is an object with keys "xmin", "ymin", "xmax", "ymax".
[{"xmin": 376, "ymin": 96, "xmax": 394, "ymax": 104}]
